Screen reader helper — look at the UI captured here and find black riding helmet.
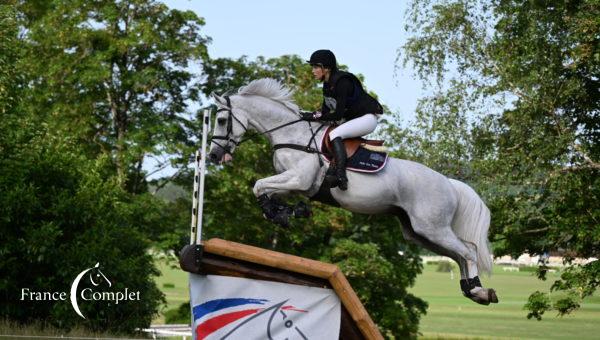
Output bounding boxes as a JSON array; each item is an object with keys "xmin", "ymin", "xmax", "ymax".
[{"xmin": 307, "ymin": 49, "xmax": 337, "ymax": 70}]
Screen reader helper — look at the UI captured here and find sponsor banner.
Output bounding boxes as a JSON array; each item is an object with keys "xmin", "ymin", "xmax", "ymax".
[{"xmin": 189, "ymin": 274, "xmax": 341, "ymax": 340}]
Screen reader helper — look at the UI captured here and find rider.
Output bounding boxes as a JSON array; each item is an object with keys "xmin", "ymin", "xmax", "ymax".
[{"xmin": 303, "ymin": 49, "xmax": 383, "ymax": 190}]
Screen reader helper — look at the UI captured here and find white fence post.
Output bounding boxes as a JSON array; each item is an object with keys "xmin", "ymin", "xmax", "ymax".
[{"xmin": 190, "ymin": 109, "xmax": 211, "ymax": 244}]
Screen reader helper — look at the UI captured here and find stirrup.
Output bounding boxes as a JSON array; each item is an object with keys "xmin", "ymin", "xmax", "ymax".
[
  {"xmin": 324, "ymin": 173, "xmax": 348, "ymax": 190},
  {"xmin": 324, "ymin": 165, "xmax": 339, "ymax": 188},
  {"xmin": 335, "ymin": 164, "xmax": 348, "ymax": 191},
  {"xmin": 337, "ymin": 174, "xmax": 348, "ymax": 191}
]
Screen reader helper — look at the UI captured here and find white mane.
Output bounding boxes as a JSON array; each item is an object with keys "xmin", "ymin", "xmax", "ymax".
[{"xmin": 237, "ymin": 78, "xmax": 299, "ymax": 113}]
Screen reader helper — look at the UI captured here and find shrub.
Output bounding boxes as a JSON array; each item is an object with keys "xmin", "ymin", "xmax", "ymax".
[
  {"xmin": 164, "ymin": 302, "xmax": 190, "ymax": 324},
  {"xmin": 0, "ymin": 136, "xmax": 165, "ymax": 333}
]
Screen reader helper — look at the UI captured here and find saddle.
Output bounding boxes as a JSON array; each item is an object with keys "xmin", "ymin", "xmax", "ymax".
[{"xmin": 320, "ymin": 126, "xmax": 388, "ymax": 173}]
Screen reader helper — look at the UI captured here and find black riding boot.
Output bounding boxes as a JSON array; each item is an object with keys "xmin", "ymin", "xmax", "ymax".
[{"xmin": 331, "ymin": 137, "xmax": 348, "ymax": 191}]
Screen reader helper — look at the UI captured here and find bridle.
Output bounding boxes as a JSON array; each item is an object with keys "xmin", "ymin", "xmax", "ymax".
[
  {"xmin": 210, "ymin": 96, "xmax": 249, "ymax": 154},
  {"xmin": 210, "ymin": 95, "xmax": 324, "ymax": 162}
]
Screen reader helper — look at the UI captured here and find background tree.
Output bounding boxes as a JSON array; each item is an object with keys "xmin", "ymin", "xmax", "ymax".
[
  {"xmin": 0, "ymin": 131, "xmax": 167, "ymax": 332},
  {"xmin": 17, "ymin": 0, "xmax": 209, "ymax": 192},
  {"xmin": 1, "ymin": 3, "xmax": 166, "ymax": 332},
  {"xmin": 0, "ymin": 0, "xmax": 200, "ymax": 333},
  {"xmin": 399, "ymin": 0, "xmax": 599, "ymax": 319},
  {"xmin": 0, "ymin": 1, "xmax": 21, "ymax": 149}
]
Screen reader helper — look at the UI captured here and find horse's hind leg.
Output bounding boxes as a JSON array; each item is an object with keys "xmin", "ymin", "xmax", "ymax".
[
  {"xmin": 409, "ymin": 217, "xmax": 498, "ymax": 305},
  {"xmin": 395, "ymin": 210, "xmax": 468, "ymax": 279},
  {"xmin": 401, "ymin": 224, "xmax": 469, "ymax": 279},
  {"xmin": 411, "ymin": 217, "xmax": 476, "ymax": 265}
]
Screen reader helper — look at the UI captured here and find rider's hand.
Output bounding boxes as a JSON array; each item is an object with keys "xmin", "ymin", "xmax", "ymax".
[
  {"xmin": 300, "ymin": 111, "xmax": 313, "ymax": 120},
  {"xmin": 300, "ymin": 111, "xmax": 322, "ymax": 120}
]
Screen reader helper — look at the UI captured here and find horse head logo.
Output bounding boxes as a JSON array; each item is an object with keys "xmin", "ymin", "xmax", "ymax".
[
  {"xmin": 89, "ymin": 263, "xmax": 111, "ymax": 288},
  {"xmin": 70, "ymin": 262, "xmax": 111, "ymax": 319},
  {"xmin": 195, "ymin": 299, "xmax": 309, "ymax": 339}
]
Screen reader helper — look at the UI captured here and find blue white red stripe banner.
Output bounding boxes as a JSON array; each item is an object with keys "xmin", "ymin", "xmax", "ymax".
[{"xmin": 189, "ymin": 274, "xmax": 341, "ymax": 340}]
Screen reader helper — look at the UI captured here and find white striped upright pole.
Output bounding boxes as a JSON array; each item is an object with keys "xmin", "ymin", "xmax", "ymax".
[
  {"xmin": 190, "ymin": 109, "xmax": 211, "ymax": 244},
  {"xmin": 189, "ymin": 149, "xmax": 200, "ymax": 244}
]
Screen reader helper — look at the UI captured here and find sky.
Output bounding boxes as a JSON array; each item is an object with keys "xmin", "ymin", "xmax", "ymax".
[{"xmin": 162, "ymin": 0, "xmax": 424, "ymax": 118}]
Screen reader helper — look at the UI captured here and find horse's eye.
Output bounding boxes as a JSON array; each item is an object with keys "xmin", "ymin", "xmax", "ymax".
[{"xmin": 217, "ymin": 118, "xmax": 227, "ymax": 125}]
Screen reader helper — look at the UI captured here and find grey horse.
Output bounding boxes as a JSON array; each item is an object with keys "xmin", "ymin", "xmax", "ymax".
[{"xmin": 207, "ymin": 78, "xmax": 498, "ymax": 305}]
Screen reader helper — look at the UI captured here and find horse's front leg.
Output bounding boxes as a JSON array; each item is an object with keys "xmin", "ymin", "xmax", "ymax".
[
  {"xmin": 253, "ymin": 170, "xmax": 313, "ymax": 227},
  {"xmin": 253, "ymin": 170, "xmax": 313, "ymax": 197}
]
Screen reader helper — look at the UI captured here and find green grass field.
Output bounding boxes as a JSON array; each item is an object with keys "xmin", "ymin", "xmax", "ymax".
[
  {"xmin": 154, "ymin": 261, "xmax": 600, "ymax": 339},
  {"xmin": 154, "ymin": 260, "xmax": 190, "ymax": 324},
  {"xmin": 411, "ymin": 264, "xmax": 600, "ymax": 340}
]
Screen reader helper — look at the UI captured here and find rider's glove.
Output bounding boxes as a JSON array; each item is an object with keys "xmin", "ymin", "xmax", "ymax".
[{"xmin": 300, "ymin": 111, "xmax": 322, "ymax": 121}]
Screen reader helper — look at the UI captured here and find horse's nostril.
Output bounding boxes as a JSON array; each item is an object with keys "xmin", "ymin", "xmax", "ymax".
[{"xmin": 208, "ymin": 153, "xmax": 218, "ymax": 162}]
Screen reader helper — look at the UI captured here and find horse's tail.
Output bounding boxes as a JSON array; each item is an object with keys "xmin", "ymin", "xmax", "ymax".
[{"xmin": 449, "ymin": 179, "xmax": 493, "ymax": 275}]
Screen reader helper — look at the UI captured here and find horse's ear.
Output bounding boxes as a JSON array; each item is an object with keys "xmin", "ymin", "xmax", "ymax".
[{"xmin": 211, "ymin": 92, "xmax": 226, "ymax": 106}]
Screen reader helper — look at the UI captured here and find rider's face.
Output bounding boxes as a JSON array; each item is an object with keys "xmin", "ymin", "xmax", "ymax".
[{"xmin": 312, "ymin": 65, "xmax": 329, "ymax": 82}]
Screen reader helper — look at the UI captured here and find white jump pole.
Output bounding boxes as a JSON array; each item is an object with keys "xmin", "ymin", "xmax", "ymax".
[{"xmin": 190, "ymin": 109, "xmax": 211, "ymax": 244}]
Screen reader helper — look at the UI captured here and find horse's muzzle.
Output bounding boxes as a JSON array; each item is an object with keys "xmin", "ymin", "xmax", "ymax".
[
  {"xmin": 208, "ymin": 152, "xmax": 220, "ymax": 164},
  {"xmin": 207, "ymin": 151, "xmax": 232, "ymax": 165}
]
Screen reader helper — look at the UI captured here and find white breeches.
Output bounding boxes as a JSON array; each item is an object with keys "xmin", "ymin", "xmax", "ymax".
[{"xmin": 329, "ymin": 114, "xmax": 379, "ymax": 140}]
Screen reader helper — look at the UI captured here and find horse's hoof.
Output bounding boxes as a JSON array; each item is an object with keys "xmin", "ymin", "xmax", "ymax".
[
  {"xmin": 468, "ymin": 288, "xmax": 499, "ymax": 305},
  {"xmin": 470, "ymin": 296, "xmax": 491, "ymax": 306},
  {"xmin": 467, "ymin": 289, "xmax": 492, "ymax": 306},
  {"xmin": 488, "ymin": 289, "xmax": 499, "ymax": 303}
]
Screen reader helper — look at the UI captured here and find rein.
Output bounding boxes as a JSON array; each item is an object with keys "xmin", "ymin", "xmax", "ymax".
[{"xmin": 210, "ymin": 95, "xmax": 326, "ymax": 165}]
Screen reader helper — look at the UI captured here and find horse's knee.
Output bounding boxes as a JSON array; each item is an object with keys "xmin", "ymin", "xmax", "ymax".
[{"xmin": 253, "ymin": 180, "xmax": 267, "ymax": 197}]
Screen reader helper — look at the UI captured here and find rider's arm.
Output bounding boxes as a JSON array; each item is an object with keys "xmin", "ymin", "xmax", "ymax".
[
  {"xmin": 318, "ymin": 77, "xmax": 353, "ymax": 121},
  {"xmin": 320, "ymin": 98, "xmax": 330, "ymax": 115}
]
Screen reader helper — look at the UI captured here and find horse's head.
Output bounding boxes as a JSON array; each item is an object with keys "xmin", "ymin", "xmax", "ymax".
[
  {"xmin": 208, "ymin": 79, "xmax": 303, "ymax": 164},
  {"xmin": 208, "ymin": 92, "xmax": 250, "ymax": 164},
  {"xmin": 88, "ymin": 262, "xmax": 111, "ymax": 288}
]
